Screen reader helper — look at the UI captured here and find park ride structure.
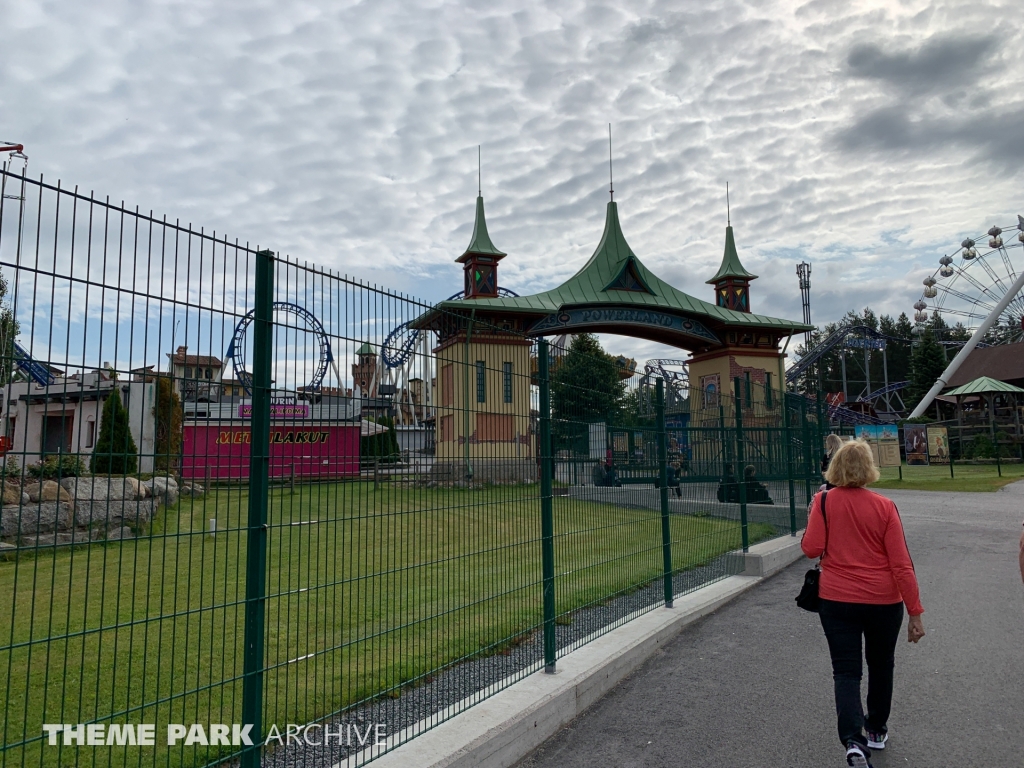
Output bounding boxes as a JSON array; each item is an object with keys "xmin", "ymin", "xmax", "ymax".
[
  {"xmin": 910, "ymin": 215, "xmax": 1024, "ymax": 418},
  {"xmin": 225, "ymin": 301, "xmax": 343, "ymax": 396}
]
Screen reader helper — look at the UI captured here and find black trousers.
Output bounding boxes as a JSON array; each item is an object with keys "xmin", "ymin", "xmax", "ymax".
[{"xmin": 818, "ymin": 599, "xmax": 904, "ymax": 748}]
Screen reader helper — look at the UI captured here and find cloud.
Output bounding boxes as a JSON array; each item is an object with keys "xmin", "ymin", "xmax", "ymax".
[{"xmin": 0, "ymin": 0, "xmax": 1022, "ymax": 370}]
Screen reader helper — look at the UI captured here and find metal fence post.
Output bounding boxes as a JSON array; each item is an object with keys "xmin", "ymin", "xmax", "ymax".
[
  {"xmin": 538, "ymin": 339, "xmax": 557, "ymax": 673},
  {"xmin": 655, "ymin": 378, "xmax": 673, "ymax": 607},
  {"xmin": 241, "ymin": 248, "xmax": 274, "ymax": 768},
  {"xmin": 733, "ymin": 378, "xmax": 749, "ymax": 553},
  {"xmin": 781, "ymin": 391, "xmax": 797, "ymax": 536}
]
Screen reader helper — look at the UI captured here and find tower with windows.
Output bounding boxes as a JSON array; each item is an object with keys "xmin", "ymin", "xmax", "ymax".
[
  {"xmin": 707, "ymin": 225, "xmax": 757, "ymax": 313},
  {"xmin": 456, "ymin": 195, "xmax": 506, "ymax": 299}
]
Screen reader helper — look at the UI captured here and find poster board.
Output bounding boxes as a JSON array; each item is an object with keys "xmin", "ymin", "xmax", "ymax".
[
  {"xmin": 854, "ymin": 425, "xmax": 901, "ymax": 468},
  {"xmin": 904, "ymin": 425, "xmax": 929, "ymax": 466},
  {"xmin": 927, "ymin": 426, "xmax": 950, "ymax": 464}
]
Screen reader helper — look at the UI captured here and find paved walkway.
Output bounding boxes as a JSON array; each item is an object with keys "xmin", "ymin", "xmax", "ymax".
[{"xmin": 517, "ymin": 482, "xmax": 1024, "ymax": 768}]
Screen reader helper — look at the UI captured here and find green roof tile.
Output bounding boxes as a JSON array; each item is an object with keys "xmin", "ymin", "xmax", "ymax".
[
  {"xmin": 707, "ymin": 226, "xmax": 757, "ymax": 283},
  {"xmin": 456, "ymin": 196, "xmax": 506, "ymax": 263},
  {"xmin": 355, "ymin": 342, "xmax": 374, "ymax": 356}
]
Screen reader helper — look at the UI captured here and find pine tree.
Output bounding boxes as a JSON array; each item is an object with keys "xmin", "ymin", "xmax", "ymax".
[
  {"xmin": 91, "ymin": 388, "xmax": 139, "ymax": 474},
  {"xmin": 152, "ymin": 376, "xmax": 182, "ymax": 471},
  {"xmin": 907, "ymin": 328, "xmax": 948, "ymax": 411},
  {"xmin": 551, "ymin": 334, "xmax": 625, "ymax": 425}
]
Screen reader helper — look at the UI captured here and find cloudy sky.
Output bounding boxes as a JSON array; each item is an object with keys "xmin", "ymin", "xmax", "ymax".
[{"xmin": 3, "ymin": 0, "xmax": 1023, "ymax": 364}]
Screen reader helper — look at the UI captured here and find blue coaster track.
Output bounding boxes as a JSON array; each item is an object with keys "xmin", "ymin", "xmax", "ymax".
[
  {"xmin": 225, "ymin": 302, "xmax": 333, "ymax": 396},
  {"xmin": 381, "ymin": 288, "xmax": 520, "ymax": 370}
]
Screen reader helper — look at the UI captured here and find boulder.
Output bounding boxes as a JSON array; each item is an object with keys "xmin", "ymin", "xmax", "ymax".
[
  {"xmin": 0, "ymin": 541, "xmax": 16, "ymax": 559},
  {"xmin": 106, "ymin": 526, "xmax": 135, "ymax": 541},
  {"xmin": 145, "ymin": 477, "xmax": 179, "ymax": 507},
  {"xmin": 21, "ymin": 528, "xmax": 99, "ymax": 547},
  {"xmin": 23, "ymin": 481, "xmax": 74, "ymax": 504},
  {"xmin": 21, "ymin": 493, "xmax": 29, "ymax": 504},
  {"xmin": 2, "ymin": 484, "xmax": 20, "ymax": 505},
  {"xmin": 73, "ymin": 498, "xmax": 157, "ymax": 530},
  {"xmin": 181, "ymin": 483, "xmax": 204, "ymax": 497},
  {"xmin": 1, "ymin": 502, "xmax": 75, "ymax": 538},
  {"xmin": 61, "ymin": 477, "xmax": 139, "ymax": 502}
]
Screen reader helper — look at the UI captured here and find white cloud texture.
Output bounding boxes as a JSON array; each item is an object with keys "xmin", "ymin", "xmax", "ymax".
[{"xmin": 3, "ymin": 0, "xmax": 1023, "ymax": 351}]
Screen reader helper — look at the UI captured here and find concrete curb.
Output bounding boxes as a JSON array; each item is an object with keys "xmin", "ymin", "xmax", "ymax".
[{"xmin": 347, "ymin": 532, "xmax": 807, "ymax": 768}]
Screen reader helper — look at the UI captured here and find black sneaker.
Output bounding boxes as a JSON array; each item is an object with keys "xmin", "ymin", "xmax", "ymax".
[
  {"xmin": 846, "ymin": 742, "xmax": 872, "ymax": 768},
  {"xmin": 866, "ymin": 730, "xmax": 887, "ymax": 750}
]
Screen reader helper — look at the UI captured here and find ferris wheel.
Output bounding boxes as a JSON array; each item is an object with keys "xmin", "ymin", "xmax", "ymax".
[{"xmin": 913, "ymin": 216, "xmax": 1024, "ymax": 343}]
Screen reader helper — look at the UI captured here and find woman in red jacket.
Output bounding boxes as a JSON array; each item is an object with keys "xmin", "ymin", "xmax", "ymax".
[{"xmin": 801, "ymin": 440, "xmax": 925, "ymax": 768}]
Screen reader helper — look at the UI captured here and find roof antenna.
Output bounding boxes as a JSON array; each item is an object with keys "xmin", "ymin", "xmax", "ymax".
[
  {"xmin": 608, "ymin": 124, "xmax": 614, "ymax": 202},
  {"xmin": 478, "ymin": 145, "xmax": 481, "ymax": 197},
  {"xmin": 726, "ymin": 182, "xmax": 731, "ymax": 226}
]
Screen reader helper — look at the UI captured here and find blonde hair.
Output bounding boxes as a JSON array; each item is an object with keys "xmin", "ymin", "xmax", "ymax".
[
  {"xmin": 824, "ymin": 439, "xmax": 880, "ymax": 487},
  {"xmin": 825, "ymin": 433, "xmax": 844, "ymax": 455}
]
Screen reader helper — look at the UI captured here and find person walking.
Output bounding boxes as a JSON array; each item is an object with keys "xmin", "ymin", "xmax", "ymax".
[
  {"xmin": 821, "ymin": 433, "xmax": 844, "ymax": 478},
  {"xmin": 801, "ymin": 439, "xmax": 925, "ymax": 768}
]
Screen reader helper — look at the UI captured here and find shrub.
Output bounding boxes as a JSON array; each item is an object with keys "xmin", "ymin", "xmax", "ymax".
[
  {"xmin": 153, "ymin": 376, "xmax": 183, "ymax": 470},
  {"xmin": 3, "ymin": 456, "xmax": 20, "ymax": 481},
  {"xmin": 91, "ymin": 388, "xmax": 138, "ymax": 474},
  {"xmin": 27, "ymin": 454, "xmax": 87, "ymax": 480},
  {"xmin": 360, "ymin": 415, "xmax": 400, "ymax": 463}
]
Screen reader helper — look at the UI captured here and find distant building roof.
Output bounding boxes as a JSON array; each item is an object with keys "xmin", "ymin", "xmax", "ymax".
[
  {"xmin": 168, "ymin": 345, "xmax": 223, "ymax": 367},
  {"xmin": 945, "ymin": 376, "xmax": 1024, "ymax": 397},
  {"xmin": 355, "ymin": 342, "xmax": 375, "ymax": 356},
  {"xmin": 944, "ymin": 345, "xmax": 1024, "ymax": 389}
]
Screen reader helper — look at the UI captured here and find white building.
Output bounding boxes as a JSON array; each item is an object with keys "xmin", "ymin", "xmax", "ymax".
[
  {"xmin": 166, "ymin": 345, "xmax": 225, "ymax": 402},
  {"xmin": 1, "ymin": 370, "xmax": 157, "ymax": 473}
]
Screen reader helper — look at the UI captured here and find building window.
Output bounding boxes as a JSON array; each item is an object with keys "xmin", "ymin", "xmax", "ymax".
[
  {"xmin": 440, "ymin": 364, "xmax": 453, "ymax": 406},
  {"xmin": 205, "ymin": 368, "xmax": 212, "ymax": 379},
  {"xmin": 476, "ymin": 361, "xmax": 486, "ymax": 403},
  {"xmin": 502, "ymin": 362, "xmax": 513, "ymax": 403},
  {"xmin": 185, "ymin": 367, "xmax": 193, "ymax": 379},
  {"xmin": 86, "ymin": 419, "xmax": 96, "ymax": 448},
  {"xmin": 744, "ymin": 371, "xmax": 752, "ymax": 408},
  {"xmin": 765, "ymin": 373, "xmax": 773, "ymax": 408}
]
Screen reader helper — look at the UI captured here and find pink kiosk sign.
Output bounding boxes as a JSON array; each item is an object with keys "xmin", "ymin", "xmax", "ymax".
[{"xmin": 182, "ymin": 407, "xmax": 360, "ymax": 481}]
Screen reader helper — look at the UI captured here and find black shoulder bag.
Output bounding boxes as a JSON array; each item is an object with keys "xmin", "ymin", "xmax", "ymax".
[{"xmin": 795, "ymin": 489, "xmax": 828, "ymax": 613}]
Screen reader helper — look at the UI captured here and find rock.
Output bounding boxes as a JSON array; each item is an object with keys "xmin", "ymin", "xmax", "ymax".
[
  {"xmin": 181, "ymin": 484, "xmax": 204, "ymax": 497},
  {"xmin": 145, "ymin": 477, "xmax": 179, "ymax": 507},
  {"xmin": 106, "ymin": 526, "xmax": 134, "ymax": 541},
  {"xmin": 21, "ymin": 529, "xmax": 97, "ymax": 547},
  {"xmin": 23, "ymin": 481, "xmax": 74, "ymax": 504},
  {"xmin": 21, "ymin": 493, "xmax": 29, "ymax": 504},
  {"xmin": 0, "ymin": 541, "xmax": 16, "ymax": 559},
  {"xmin": 61, "ymin": 477, "xmax": 139, "ymax": 502},
  {"xmin": 2, "ymin": 484, "xmax": 20, "ymax": 505},
  {"xmin": 73, "ymin": 498, "xmax": 157, "ymax": 530},
  {"xmin": 1, "ymin": 502, "xmax": 75, "ymax": 538}
]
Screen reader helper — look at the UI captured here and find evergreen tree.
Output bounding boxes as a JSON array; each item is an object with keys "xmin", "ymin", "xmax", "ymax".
[
  {"xmin": 152, "ymin": 376, "xmax": 183, "ymax": 471},
  {"xmin": 550, "ymin": 334, "xmax": 625, "ymax": 424},
  {"xmin": 91, "ymin": 388, "xmax": 138, "ymax": 474},
  {"xmin": 907, "ymin": 328, "xmax": 948, "ymax": 411},
  {"xmin": 0, "ymin": 273, "xmax": 20, "ymax": 385}
]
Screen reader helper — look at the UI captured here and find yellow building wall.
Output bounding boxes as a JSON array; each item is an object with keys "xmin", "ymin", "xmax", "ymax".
[{"xmin": 434, "ymin": 337, "xmax": 534, "ymax": 464}]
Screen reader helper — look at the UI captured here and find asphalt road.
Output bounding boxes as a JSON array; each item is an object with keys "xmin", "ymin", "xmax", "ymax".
[{"xmin": 516, "ymin": 482, "xmax": 1024, "ymax": 768}]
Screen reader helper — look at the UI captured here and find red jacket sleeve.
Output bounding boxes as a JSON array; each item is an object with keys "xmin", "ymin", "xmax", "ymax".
[
  {"xmin": 801, "ymin": 492, "xmax": 825, "ymax": 559},
  {"xmin": 884, "ymin": 504, "xmax": 924, "ymax": 616}
]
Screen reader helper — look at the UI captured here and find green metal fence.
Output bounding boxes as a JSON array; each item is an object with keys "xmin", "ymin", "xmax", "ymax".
[{"xmin": 0, "ymin": 168, "xmax": 827, "ymax": 768}]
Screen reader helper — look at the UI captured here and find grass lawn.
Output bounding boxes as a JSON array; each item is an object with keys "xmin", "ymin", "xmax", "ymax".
[
  {"xmin": 0, "ymin": 482, "xmax": 773, "ymax": 768},
  {"xmin": 871, "ymin": 462, "xmax": 1024, "ymax": 492}
]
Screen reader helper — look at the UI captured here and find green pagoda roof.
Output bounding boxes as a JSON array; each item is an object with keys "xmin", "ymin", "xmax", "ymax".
[
  {"xmin": 456, "ymin": 196, "xmax": 506, "ymax": 263},
  {"xmin": 433, "ymin": 202, "xmax": 807, "ymax": 333},
  {"xmin": 944, "ymin": 376, "xmax": 1024, "ymax": 397},
  {"xmin": 706, "ymin": 225, "xmax": 757, "ymax": 284},
  {"xmin": 355, "ymin": 342, "xmax": 374, "ymax": 356}
]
